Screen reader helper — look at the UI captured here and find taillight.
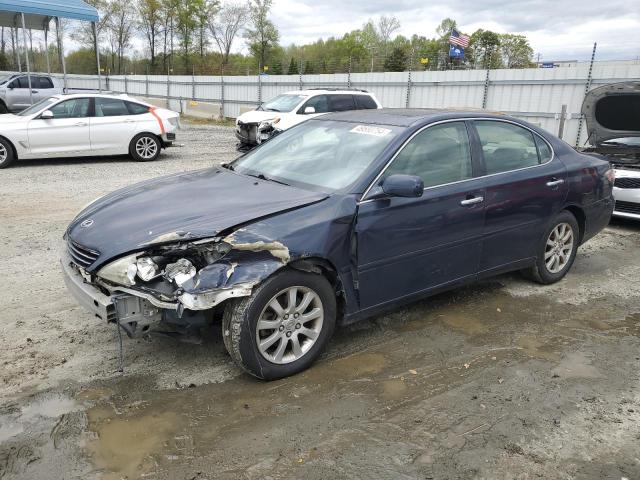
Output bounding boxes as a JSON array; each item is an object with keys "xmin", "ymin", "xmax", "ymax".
[{"xmin": 605, "ymin": 168, "xmax": 615, "ymax": 184}]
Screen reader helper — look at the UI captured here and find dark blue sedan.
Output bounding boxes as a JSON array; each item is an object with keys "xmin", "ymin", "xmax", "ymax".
[{"xmin": 62, "ymin": 109, "xmax": 615, "ymax": 379}]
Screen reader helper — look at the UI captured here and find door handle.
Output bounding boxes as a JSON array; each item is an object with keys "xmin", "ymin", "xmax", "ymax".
[
  {"xmin": 31, "ymin": 90, "xmax": 38, "ymax": 93},
  {"xmin": 546, "ymin": 179, "xmax": 565, "ymax": 187},
  {"xmin": 75, "ymin": 122, "xmax": 88, "ymax": 127},
  {"xmin": 124, "ymin": 119, "xmax": 135, "ymax": 123},
  {"xmin": 460, "ymin": 196, "xmax": 484, "ymax": 206}
]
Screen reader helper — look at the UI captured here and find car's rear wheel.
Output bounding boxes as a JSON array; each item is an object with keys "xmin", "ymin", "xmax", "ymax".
[
  {"xmin": 130, "ymin": 133, "xmax": 161, "ymax": 162},
  {"xmin": 0, "ymin": 137, "xmax": 15, "ymax": 169},
  {"xmin": 222, "ymin": 269, "xmax": 336, "ymax": 380},
  {"xmin": 523, "ymin": 210, "xmax": 579, "ymax": 284}
]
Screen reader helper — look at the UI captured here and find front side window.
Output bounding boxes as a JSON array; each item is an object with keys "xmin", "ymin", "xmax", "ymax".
[
  {"xmin": 384, "ymin": 122, "xmax": 472, "ymax": 188},
  {"xmin": 260, "ymin": 94, "xmax": 306, "ymax": 113},
  {"xmin": 328, "ymin": 95, "xmax": 355, "ymax": 112},
  {"xmin": 95, "ymin": 97, "xmax": 130, "ymax": 117},
  {"xmin": 16, "ymin": 97, "xmax": 57, "ymax": 116},
  {"xmin": 475, "ymin": 121, "xmax": 540, "ymax": 174},
  {"xmin": 233, "ymin": 120, "xmax": 402, "ymax": 191},
  {"xmin": 301, "ymin": 95, "xmax": 329, "ymax": 113},
  {"xmin": 49, "ymin": 98, "xmax": 91, "ymax": 118}
]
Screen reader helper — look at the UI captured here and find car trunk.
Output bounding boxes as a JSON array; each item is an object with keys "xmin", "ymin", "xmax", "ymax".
[{"xmin": 581, "ymin": 81, "xmax": 640, "ymax": 166}]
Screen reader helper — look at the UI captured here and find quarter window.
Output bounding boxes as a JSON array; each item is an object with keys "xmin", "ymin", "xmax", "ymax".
[
  {"xmin": 126, "ymin": 101, "xmax": 150, "ymax": 115},
  {"xmin": 385, "ymin": 122, "xmax": 473, "ymax": 188},
  {"xmin": 95, "ymin": 97, "xmax": 130, "ymax": 117},
  {"xmin": 535, "ymin": 135, "xmax": 552, "ymax": 162},
  {"xmin": 354, "ymin": 95, "xmax": 377, "ymax": 110},
  {"xmin": 49, "ymin": 98, "xmax": 91, "ymax": 118},
  {"xmin": 475, "ymin": 121, "xmax": 540, "ymax": 174}
]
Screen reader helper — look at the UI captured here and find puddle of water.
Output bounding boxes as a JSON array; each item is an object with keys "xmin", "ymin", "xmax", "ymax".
[
  {"xmin": 517, "ymin": 336, "xmax": 560, "ymax": 361},
  {"xmin": 87, "ymin": 406, "xmax": 181, "ymax": 480},
  {"xmin": 440, "ymin": 312, "xmax": 489, "ymax": 335},
  {"xmin": 380, "ymin": 378, "xmax": 409, "ymax": 399},
  {"xmin": 323, "ymin": 352, "xmax": 387, "ymax": 377}
]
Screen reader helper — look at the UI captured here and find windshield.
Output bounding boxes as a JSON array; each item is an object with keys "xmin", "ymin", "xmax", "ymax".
[
  {"xmin": 232, "ymin": 120, "xmax": 401, "ymax": 191},
  {"xmin": 16, "ymin": 97, "xmax": 58, "ymax": 117},
  {"xmin": 259, "ymin": 94, "xmax": 306, "ymax": 113},
  {"xmin": 0, "ymin": 75, "xmax": 14, "ymax": 86}
]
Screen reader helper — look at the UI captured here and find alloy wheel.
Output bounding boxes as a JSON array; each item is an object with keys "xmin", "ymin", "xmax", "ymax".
[
  {"xmin": 0, "ymin": 143, "xmax": 7, "ymax": 164},
  {"xmin": 135, "ymin": 136, "xmax": 158, "ymax": 159},
  {"xmin": 544, "ymin": 222, "xmax": 574, "ymax": 274},
  {"xmin": 255, "ymin": 286, "xmax": 324, "ymax": 364}
]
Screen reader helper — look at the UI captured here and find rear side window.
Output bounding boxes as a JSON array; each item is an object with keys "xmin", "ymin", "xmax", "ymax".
[
  {"xmin": 95, "ymin": 97, "xmax": 130, "ymax": 117},
  {"xmin": 126, "ymin": 101, "xmax": 150, "ymax": 115},
  {"xmin": 354, "ymin": 95, "xmax": 377, "ymax": 109},
  {"xmin": 385, "ymin": 121, "xmax": 473, "ymax": 188},
  {"xmin": 38, "ymin": 77, "xmax": 54, "ymax": 89},
  {"xmin": 328, "ymin": 95, "xmax": 355, "ymax": 112},
  {"xmin": 475, "ymin": 121, "xmax": 540, "ymax": 174}
]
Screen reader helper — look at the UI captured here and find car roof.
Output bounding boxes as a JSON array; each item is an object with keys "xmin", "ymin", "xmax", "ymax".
[
  {"xmin": 315, "ymin": 108, "xmax": 514, "ymax": 127},
  {"xmin": 283, "ymin": 89, "xmax": 371, "ymax": 96}
]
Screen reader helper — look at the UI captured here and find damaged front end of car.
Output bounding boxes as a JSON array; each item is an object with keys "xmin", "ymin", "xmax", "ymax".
[{"xmin": 62, "ymin": 229, "xmax": 291, "ymax": 339}]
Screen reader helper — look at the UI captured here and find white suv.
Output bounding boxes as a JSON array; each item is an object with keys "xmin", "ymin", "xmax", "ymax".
[{"xmin": 235, "ymin": 89, "xmax": 382, "ymax": 148}]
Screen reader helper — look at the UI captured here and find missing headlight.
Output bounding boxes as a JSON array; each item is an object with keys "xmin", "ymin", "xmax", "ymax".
[{"xmin": 164, "ymin": 258, "xmax": 196, "ymax": 286}]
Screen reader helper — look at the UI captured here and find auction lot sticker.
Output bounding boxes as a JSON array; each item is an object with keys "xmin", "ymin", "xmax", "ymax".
[{"xmin": 350, "ymin": 125, "xmax": 392, "ymax": 137}]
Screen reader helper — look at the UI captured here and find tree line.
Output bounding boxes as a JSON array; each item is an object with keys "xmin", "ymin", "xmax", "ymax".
[{"xmin": 0, "ymin": 1, "xmax": 535, "ymax": 76}]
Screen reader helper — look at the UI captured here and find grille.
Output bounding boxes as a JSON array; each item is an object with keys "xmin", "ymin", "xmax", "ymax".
[
  {"xmin": 67, "ymin": 240, "xmax": 100, "ymax": 268},
  {"xmin": 615, "ymin": 200, "xmax": 640, "ymax": 215},
  {"xmin": 614, "ymin": 177, "xmax": 640, "ymax": 189}
]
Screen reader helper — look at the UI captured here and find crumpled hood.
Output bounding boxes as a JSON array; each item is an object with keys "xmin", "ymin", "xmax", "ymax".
[
  {"xmin": 581, "ymin": 81, "xmax": 640, "ymax": 146},
  {"xmin": 67, "ymin": 168, "xmax": 327, "ymax": 269},
  {"xmin": 237, "ymin": 110, "xmax": 284, "ymax": 125}
]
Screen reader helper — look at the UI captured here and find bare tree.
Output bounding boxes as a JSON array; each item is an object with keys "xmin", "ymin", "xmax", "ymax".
[
  {"xmin": 377, "ymin": 15, "xmax": 400, "ymax": 44},
  {"xmin": 138, "ymin": 0, "xmax": 163, "ymax": 70},
  {"xmin": 72, "ymin": 0, "xmax": 112, "ymax": 52},
  {"xmin": 209, "ymin": 0, "xmax": 249, "ymax": 71},
  {"xmin": 107, "ymin": 0, "xmax": 135, "ymax": 73}
]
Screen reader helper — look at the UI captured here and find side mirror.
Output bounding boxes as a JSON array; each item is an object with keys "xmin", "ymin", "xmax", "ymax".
[
  {"xmin": 40, "ymin": 110, "xmax": 54, "ymax": 119},
  {"xmin": 304, "ymin": 106, "xmax": 316, "ymax": 114},
  {"xmin": 369, "ymin": 174, "xmax": 424, "ymax": 199}
]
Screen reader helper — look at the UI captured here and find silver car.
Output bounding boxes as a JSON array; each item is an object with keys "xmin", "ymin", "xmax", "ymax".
[{"xmin": 582, "ymin": 82, "xmax": 640, "ymax": 219}]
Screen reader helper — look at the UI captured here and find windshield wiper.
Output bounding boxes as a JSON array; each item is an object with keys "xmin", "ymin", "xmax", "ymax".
[
  {"xmin": 264, "ymin": 108, "xmax": 280, "ymax": 112},
  {"xmin": 221, "ymin": 163, "xmax": 234, "ymax": 171},
  {"xmin": 246, "ymin": 172, "xmax": 290, "ymax": 186}
]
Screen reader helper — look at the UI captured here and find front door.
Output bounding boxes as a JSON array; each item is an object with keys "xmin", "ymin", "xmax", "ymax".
[
  {"xmin": 27, "ymin": 97, "xmax": 92, "ymax": 156},
  {"xmin": 470, "ymin": 120, "xmax": 569, "ymax": 273},
  {"xmin": 355, "ymin": 121, "xmax": 486, "ymax": 310}
]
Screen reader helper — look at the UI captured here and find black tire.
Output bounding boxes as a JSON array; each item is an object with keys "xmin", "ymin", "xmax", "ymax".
[
  {"xmin": 523, "ymin": 210, "xmax": 579, "ymax": 284},
  {"xmin": 0, "ymin": 137, "xmax": 15, "ymax": 169},
  {"xmin": 129, "ymin": 133, "xmax": 161, "ymax": 162},
  {"xmin": 0, "ymin": 102, "xmax": 8, "ymax": 114},
  {"xmin": 222, "ymin": 269, "xmax": 336, "ymax": 380}
]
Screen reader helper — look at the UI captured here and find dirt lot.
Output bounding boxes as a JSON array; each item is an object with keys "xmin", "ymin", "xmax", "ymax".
[{"xmin": 1, "ymin": 122, "xmax": 639, "ymax": 480}]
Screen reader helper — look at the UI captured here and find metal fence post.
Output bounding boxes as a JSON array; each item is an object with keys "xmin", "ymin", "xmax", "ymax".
[
  {"xmin": 405, "ymin": 48, "xmax": 414, "ymax": 108},
  {"xmin": 192, "ymin": 66, "xmax": 196, "ymax": 99},
  {"xmin": 145, "ymin": 68, "xmax": 149, "ymax": 97},
  {"xmin": 258, "ymin": 69, "xmax": 262, "ymax": 104},
  {"xmin": 220, "ymin": 75, "xmax": 225, "ymax": 119},
  {"xmin": 557, "ymin": 104, "xmax": 567, "ymax": 139},
  {"xmin": 166, "ymin": 68, "xmax": 171, "ymax": 100},
  {"xmin": 482, "ymin": 68, "xmax": 490, "ymax": 109},
  {"xmin": 575, "ymin": 42, "xmax": 597, "ymax": 148},
  {"xmin": 124, "ymin": 73, "xmax": 128, "ymax": 94},
  {"xmin": 299, "ymin": 59, "xmax": 303, "ymax": 90},
  {"xmin": 347, "ymin": 56, "xmax": 352, "ymax": 88}
]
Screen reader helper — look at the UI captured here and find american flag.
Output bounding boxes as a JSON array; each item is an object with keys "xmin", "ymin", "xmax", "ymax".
[{"xmin": 449, "ymin": 30, "xmax": 470, "ymax": 48}]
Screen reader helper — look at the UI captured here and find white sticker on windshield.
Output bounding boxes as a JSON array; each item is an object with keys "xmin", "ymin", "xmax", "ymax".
[{"xmin": 350, "ymin": 125, "xmax": 392, "ymax": 137}]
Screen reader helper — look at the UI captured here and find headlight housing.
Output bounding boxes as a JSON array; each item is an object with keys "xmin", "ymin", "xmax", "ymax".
[{"xmin": 97, "ymin": 253, "xmax": 139, "ymax": 286}]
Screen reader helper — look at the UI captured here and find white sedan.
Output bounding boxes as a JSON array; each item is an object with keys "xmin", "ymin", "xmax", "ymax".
[{"xmin": 0, "ymin": 93, "xmax": 179, "ymax": 168}]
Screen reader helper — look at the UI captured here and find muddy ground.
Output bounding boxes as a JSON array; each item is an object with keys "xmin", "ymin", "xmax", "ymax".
[{"xmin": 1, "ymin": 123, "xmax": 639, "ymax": 480}]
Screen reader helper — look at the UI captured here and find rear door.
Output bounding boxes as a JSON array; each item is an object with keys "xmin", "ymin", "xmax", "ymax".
[
  {"xmin": 5, "ymin": 76, "xmax": 34, "ymax": 110},
  {"xmin": 355, "ymin": 121, "xmax": 486, "ymax": 310},
  {"xmin": 34, "ymin": 76, "xmax": 56, "ymax": 102},
  {"xmin": 27, "ymin": 97, "xmax": 92, "ymax": 156},
  {"xmin": 328, "ymin": 94, "xmax": 356, "ymax": 112},
  {"xmin": 470, "ymin": 119, "xmax": 568, "ymax": 274},
  {"xmin": 90, "ymin": 97, "xmax": 139, "ymax": 152}
]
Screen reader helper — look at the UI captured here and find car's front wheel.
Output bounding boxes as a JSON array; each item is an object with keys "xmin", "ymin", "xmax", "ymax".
[
  {"xmin": 222, "ymin": 269, "xmax": 336, "ymax": 380},
  {"xmin": 130, "ymin": 133, "xmax": 161, "ymax": 162},
  {"xmin": 524, "ymin": 210, "xmax": 579, "ymax": 284}
]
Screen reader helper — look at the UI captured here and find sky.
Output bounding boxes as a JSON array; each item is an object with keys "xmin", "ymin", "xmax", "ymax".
[{"xmin": 267, "ymin": 0, "xmax": 640, "ymax": 61}]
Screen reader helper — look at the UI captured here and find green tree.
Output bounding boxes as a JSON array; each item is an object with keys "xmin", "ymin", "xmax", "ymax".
[
  {"xmin": 499, "ymin": 33, "xmax": 533, "ymax": 68},
  {"xmin": 244, "ymin": 0, "xmax": 279, "ymax": 69},
  {"xmin": 304, "ymin": 60, "xmax": 314, "ymax": 74},
  {"xmin": 209, "ymin": 0, "xmax": 249, "ymax": 72},
  {"xmin": 137, "ymin": 0, "xmax": 163, "ymax": 70},
  {"xmin": 383, "ymin": 46, "xmax": 407, "ymax": 72},
  {"xmin": 469, "ymin": 29, "xmax": 502, "ymax": 69},
  {"xmin": 287, "ymin": 57, "xmax": 298, "ymax": 74}
]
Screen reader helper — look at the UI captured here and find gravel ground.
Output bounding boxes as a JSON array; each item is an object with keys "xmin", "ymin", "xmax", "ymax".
[{"xmin": 1, "ymin": 122, "xmax": 639, "ymax": 480}]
